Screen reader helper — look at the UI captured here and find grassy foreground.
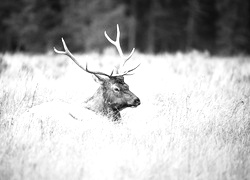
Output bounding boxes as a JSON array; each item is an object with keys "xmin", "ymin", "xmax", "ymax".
[{"xmin": 0, "ymin": 51, "xmax": 250, "ymax": 180}]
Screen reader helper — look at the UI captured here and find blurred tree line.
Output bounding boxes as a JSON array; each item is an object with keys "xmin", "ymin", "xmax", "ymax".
[{"xmin": 0, "ymin": 0, "xmax": 250, "ymax": 55}]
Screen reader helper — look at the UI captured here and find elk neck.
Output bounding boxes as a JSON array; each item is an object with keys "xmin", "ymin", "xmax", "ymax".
[{"xmin": 84, "ymin": 86, "xmax": 121, "ymax": 121}]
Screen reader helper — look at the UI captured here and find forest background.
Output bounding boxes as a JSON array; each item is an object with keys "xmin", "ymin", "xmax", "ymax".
[{"xmin": 0, "ymin": 0, "xmax": 250, "ymax": 55}]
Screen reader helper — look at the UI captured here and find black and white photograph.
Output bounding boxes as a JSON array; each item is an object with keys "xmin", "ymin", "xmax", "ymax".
[{"xmin": 0, "ymin": 0, "xmax": 250, "ymax": 179}]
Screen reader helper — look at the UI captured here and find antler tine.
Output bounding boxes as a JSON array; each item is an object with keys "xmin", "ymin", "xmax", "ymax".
[
  {"xmin": 108, "ymin": 63, "xmax": 140, "ymax": 77},
  {"xmin": 123, "ymin": 48, "xmax": 135, "ymax": 66},
  {"xmin": 54, "ymin": 38, "xmax": 110, "ymax": 77},
  {"xmin": 116, "ymin": 63, "xmax": 141, "ymax": 76},
  {"xmin": 104, "ymin": 24, "xmax": 135, "ymax": 67},
  {"xmin": 54, "ymin": 38, "xmax": 85, "ymax": 70},
  {"xmin": 104, "ymin": 24, "xmax": 122, "ymax": 58}
]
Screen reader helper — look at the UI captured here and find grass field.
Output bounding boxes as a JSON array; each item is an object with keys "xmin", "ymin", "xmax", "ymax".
[{"xmin": 0, "ymin": 51, "xmax": 250, "ymax": 180}]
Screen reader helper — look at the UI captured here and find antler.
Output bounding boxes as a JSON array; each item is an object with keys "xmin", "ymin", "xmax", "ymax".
[
  {"xmin": 54, "ymin": 25, "xmax": 139, "ymax": 78},
  {"xmin": 104, "ymin": 24, "xmax": 140, "ymax": 76},
  {"xmin": 54, "ymin": 38, "xmax": 110, "ymax": 78}
]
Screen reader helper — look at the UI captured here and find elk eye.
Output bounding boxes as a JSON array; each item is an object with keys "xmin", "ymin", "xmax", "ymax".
[{"xmin": 114, "ymin": 87, "xmax": 120, "ymax": 92}]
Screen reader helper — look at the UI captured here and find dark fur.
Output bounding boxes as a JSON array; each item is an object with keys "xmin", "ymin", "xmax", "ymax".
[{"xmin": 84, "ymin": 76, "xmax": 140, "ymax": 121}]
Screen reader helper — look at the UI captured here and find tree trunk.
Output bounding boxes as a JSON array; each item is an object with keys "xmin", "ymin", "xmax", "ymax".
[
  {"xmin": 186, "ymin": 0, "xmax": 199, "ymax": 51},
  {"xmin": 128, "ymin": 0, "xmax": 137, "ymax": 52},
  {"xmin": 146, "ymin": 0, "xmax": 156, "ymax": 53}
]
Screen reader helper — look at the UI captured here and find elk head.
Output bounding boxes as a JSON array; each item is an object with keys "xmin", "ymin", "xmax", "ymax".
[{"xmin": 54, "ymin": 25, "xmax": 140, "ymax": 121}]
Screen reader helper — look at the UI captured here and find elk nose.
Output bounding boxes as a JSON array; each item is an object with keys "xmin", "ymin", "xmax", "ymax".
[{"xmin": 133, "ymin": 98, "xmax": 141, "ymax": 106}]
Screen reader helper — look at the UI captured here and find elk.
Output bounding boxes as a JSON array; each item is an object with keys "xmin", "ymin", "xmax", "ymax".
[{"xmin": 54, "ymin": 25, "xmax": 140, "ymax": 121}]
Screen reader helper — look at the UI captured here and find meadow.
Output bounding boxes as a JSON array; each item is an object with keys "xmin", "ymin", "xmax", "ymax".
[{"xmin": 0, "ymin": 50, "xmax": 250, "ymax": 180}]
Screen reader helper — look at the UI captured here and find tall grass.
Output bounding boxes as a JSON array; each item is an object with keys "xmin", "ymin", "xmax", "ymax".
[{"xmin": 0, "ymin": 51, "xmax": 250, "ymax": 180}]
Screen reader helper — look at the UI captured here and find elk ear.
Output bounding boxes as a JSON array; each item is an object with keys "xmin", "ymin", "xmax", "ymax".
[{"xmin": 92, "ymin": 74, "xmax": 108, "ymax": 84}]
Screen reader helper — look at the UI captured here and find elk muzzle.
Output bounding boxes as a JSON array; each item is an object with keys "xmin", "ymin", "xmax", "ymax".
[
  {"xmin": 133, "ymin": 97, "xmax": 140, "ymax": 107},
  {"xmin": 129, "ymin": 95, "xmax": 140, "ymax": 108}
]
